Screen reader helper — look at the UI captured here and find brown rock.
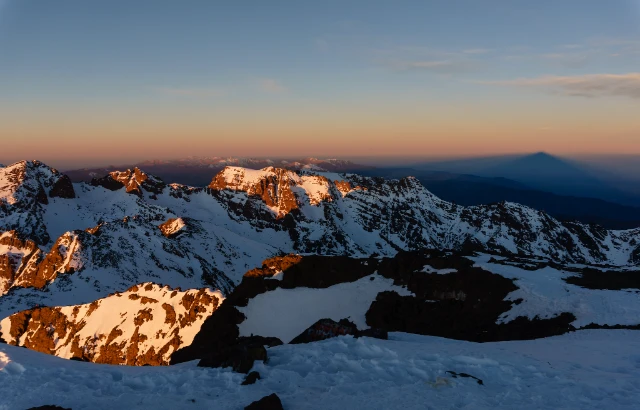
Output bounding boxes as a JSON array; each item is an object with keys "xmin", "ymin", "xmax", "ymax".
[
  {"xmin": 49, "ymin": 175, "xmax": 76, "ymax": 198},
  {"xmin": 241, "ymin": 371, "xmax": 261, "ymax": 385},
  {"xmin": 134, "ymin": 308, "xmax": 153, "ymax": 326},
  {"xmin": 158, "ymin": 218, "xmax": 187, "ymax": 239},
  {"xmin": 6, "ymin": 283, "xmax": 220, "ymax": 366},
  {"xmin": 290, "ymin": 318, "xmax": 358, "ymax": 344},
  {"xmin": 90, "ymin": 167, "xmax": 165, "ymax": 196},
  {"xmin": 245, "ymin": 393, "xmax": 283, "ymax": 410},
  {"xmin": 162, "ymin": 303, "xmax": 177, "ymax": 325},
  {"xmin": 209, "ymin": 167, "xmax": 300, "ymax": 218},
  {"xmin": 244, "ymin": 254, "xmax": 303, "ymax": 279},
  {"xmin": 198, "ymin": 336, "xmax": 271, "ymax": 373},
  {"xmin": 0, "ymin": 231, "xmax": 44, "ymax": 294}
]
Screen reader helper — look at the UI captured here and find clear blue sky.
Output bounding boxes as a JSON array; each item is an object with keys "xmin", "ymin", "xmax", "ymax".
[{"xmin": 0, "ymin": 0, "xmax": 638, "ymax": 167}]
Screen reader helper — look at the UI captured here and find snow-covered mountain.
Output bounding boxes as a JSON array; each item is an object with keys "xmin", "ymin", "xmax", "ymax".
[
  {"xmin": 0, "ymin": 283, "xmax": 222, "ymax": 365},
  {"xmin": 0, "ymin": 160, "xmax": 639, "ymax": 318},
  {"xmin": 0, "ymin": 160, "xmax": 75, "ymax": 245}
]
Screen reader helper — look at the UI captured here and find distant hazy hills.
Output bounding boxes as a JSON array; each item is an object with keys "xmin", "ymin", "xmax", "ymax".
[{"xmin": 412, "ymin": 152, "xmax": 640, "ymax": 207}]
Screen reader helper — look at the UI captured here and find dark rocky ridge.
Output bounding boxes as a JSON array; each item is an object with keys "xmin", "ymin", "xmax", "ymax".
[
  {"xmin": 171, "ymin": 251, "xmax": 582, "ymax": 365},
  {"xmin": 49, "ymin": 175, "xmax": 76, "ymax": 199},
  {"xmin": 564, "ymin": 268, "xmax": 640, "ymax": 290}
]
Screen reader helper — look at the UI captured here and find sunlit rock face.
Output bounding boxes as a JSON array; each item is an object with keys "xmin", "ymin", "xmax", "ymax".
[{"xmin": 0, "ymin": 283, "xmax": 222, "ymax": 365}]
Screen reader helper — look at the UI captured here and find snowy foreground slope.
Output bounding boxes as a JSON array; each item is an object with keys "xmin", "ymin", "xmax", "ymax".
[{"xmin": 2, "ymin": 330, "xmax": 640, "ymax": 410}]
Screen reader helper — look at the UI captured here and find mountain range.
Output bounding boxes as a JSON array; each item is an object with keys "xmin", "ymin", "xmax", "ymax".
[
  {"xmin": 63, "ymin": 154, "xmax": 640, "ymax": 230},
  {"xmin": 2, "ymin": 159, "xmax": 640, "ymax": 409},
  {"xmin": 1, "ymin": 159, "xmax": 638, "ymax": 316}
]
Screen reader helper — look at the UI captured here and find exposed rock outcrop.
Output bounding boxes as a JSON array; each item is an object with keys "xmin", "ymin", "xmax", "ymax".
[
  {"xmin": 49, "ymin": 175, "xmax": 76, "ymax": 199},
  {"xmin": 91, "ymin": 167, "xmax": 166, "ymax": 197},
  {"xmin": 10, "ymin": 232, "xmax": 82, "ymax": 291},
  {"xmin": 564, "ymin": 268, "xmax": 640, "ymax": 290},
  {"xmin": 289, "ymin": 318, "xmax": 359, "ymax": 344},
  {"xmin": 0, "ymin": 230, "xmax": 44, "ymax": 295},
  {"xmin": 245, "ymin": 393, "xmax": 283, "ymax": 410},
  {"xmin": 197, "ymin": 336, "xmax": 278, "ymax": 373},
  {"xmin": 158, "ymin": 217, "xmax": 187, "ymax": 239},
  {"xmin": 0, "ymin": 283, "xmax": 222, "ymax": 365},
  {"xmin": 242, "ymin": 371, "xmax": 261, "ymax": 385}
]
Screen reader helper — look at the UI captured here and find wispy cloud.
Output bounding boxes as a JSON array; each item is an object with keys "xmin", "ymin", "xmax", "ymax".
[
  {"xmin": 462, "ymin": 48, "xmax": 493, "ymax": 55},
  {"xmin": 504, "ymin": 37, "xmax": 640, "ymax": 68},
  {"xmin": 539, "ymin": 52, "xmax": 592, "ymax": 68},
  {"xmin": 479, "ymin": 73, "xmax": 640, "ymax": 99},
  {"xmin": 154, "ymin": 87, "xmax": 226, "ymax": 97},
  {"xmin": 392, "ymin": 59, "xmax": 482, "ymax": 74},
  {"xmin": 559, "ymin": 44, "xmax": 585, "ymax": 50},
  {"xmin": 373, "ymin": 46, "xmax": 487, "ymax": 75},
  {"xmin": 259, "ymin": 78, "xmax": 288, "ymax": 93},
  {"xmin": 505, "ymin": 50, "xmax": 595, "ymax": 68}
]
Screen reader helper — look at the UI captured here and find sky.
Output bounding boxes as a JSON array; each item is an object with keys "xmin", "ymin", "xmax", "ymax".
[{"xmin": 0, "ymin": 0, "xmax": 639, "ymax": 168}]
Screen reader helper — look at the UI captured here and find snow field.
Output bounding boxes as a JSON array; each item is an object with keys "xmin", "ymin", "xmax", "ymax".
[{"xmin": 1, "ymin": 330, "xmax": 639, "ymax": 409}]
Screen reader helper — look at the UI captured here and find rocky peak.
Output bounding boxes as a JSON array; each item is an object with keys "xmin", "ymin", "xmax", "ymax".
[
  {"xmin": 0, "ymin": 160, "xmax": 75, "ymax": 206},
  {"xmin": 209, "ymin": 166, "xmax": 372, "ymax": 217},
  {"xmin": 209, "ymin": 167, "xmax": 305, "ymax": 217},
  {"xmin": 91, "ymin": 167, "xmax": 166, "ymax": 197},
  {"xmin": 0, "ymin": 161, "xmax": 76, "ymax": 244}
]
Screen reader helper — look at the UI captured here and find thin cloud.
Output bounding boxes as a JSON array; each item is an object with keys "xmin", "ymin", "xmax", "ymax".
[
  {"xmin": 392, "ymin": 59, "xmax": 482, "ymax": 74},
  {"xmin": 154, "ymin": 87, "xmax": 226, "ymax": 97},
  {"xmin": 373, "ymin": 45, "xmax": 488, "ymax": 75},
  {"xmin": 559, "ymin": 44, "xmax": 584, "ymax": 50},
  {"xmin": 539, "ymin": 52, "xmax": 592, "ymax": 68},
  {"xmin": 504, "ymin": 51, "xmax": 595, "ymax": 68},
  {"xmin": 504, "ymin": 38, "xmax": 640, "ymax": 67},
  {"xmin": 462, "ymin": 48, "xmax": 493, "ymax": 55},
  {"xmin": 259, "ymin": 78, "xmax": 288, "ymax": 93},
  {"xmin": 479, "ymin": 73, "xmax": 640, "ymax": 99}
]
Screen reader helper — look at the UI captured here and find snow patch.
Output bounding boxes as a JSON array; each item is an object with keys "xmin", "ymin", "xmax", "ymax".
[{"xmin": 238, "ymin": 274, "xmax": 412, "ymax": 342}]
